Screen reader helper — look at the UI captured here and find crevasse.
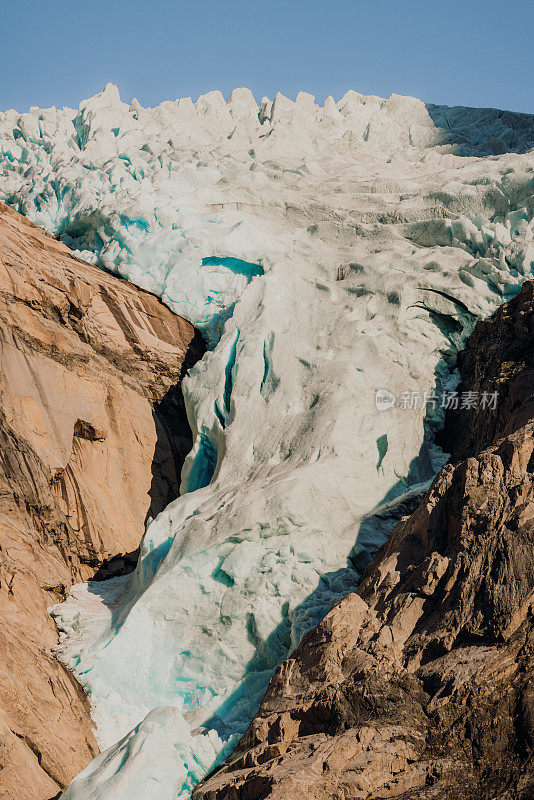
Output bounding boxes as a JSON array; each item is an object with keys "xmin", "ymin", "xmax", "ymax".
[{"xmin": 0, "ymin": 84, "xmax": 533, "ymax": 799}]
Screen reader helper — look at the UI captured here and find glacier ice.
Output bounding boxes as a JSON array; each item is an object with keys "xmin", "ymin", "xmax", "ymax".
[{"xmin": 0, "ymin": 84, "xmax": 533, "ymax": 799}]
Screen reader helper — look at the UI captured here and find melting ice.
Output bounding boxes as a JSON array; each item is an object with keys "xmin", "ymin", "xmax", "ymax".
[{"xmin": 0, "ymin": 84, "xmax": 533, "ymax": 798}]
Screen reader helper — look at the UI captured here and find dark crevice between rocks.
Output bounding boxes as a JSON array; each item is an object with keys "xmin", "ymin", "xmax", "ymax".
[
  {"xmin": 148, "ymin": 328, "xmax": 206, "ymax": 516},
  {"xmin": 90, "ymin": 547, "xmax": 141, "ymax": 582},
  {"xmin": 90, "ymin": 328, "xmax": 206, "ymax": 582}
]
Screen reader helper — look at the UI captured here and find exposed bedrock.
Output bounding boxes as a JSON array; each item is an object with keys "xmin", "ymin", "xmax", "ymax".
[
  {"xmin": 0, "ymin": 202, "xmax": 202, "ymax": 799},
  {"xmin": 194, "ymin": 281, "xmax": 534, "ymax": 799}
]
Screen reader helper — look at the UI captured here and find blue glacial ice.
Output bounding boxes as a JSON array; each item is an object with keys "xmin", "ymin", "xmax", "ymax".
[{"xmin": 0, "ymin": 84, "xmax": 533, "ymax": 799}]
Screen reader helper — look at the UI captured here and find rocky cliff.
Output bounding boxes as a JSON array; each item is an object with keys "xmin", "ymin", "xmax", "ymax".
[
  {"xmin": 194, "ymin": 281, "xmax": 534, "ymax": 799},
  {"xmin": 0, "ymin": 203, "xmax": 202, "ymax": 799}
]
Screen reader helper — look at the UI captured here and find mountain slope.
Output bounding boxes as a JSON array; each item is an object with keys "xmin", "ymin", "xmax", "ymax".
[
  {"xmin": 195, "ymin": 280, "xmax": 534, "ymax": 800},
  {"xmin": 0, "ymin": 203, "xmax": 201, "ymax": 798}
]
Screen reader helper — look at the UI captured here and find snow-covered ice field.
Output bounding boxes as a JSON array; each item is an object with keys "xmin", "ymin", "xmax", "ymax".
[{"xmin": 0, "ymin": 85, "xmax": 533, "ymax": 798}]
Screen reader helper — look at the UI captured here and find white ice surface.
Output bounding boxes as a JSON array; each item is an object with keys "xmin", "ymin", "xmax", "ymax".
[{"xmin": 0, "ymin": 85, "xmax": 533, "ymax": 799}]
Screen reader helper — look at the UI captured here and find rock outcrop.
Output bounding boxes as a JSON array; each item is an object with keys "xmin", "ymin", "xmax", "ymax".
[
  {"xmin": 0, "ymin": 203, "xmax": 202, "ymax": 799},
  {"xmin": 194, "ymin": 281, "xmax": 534, "ymax": 799}
]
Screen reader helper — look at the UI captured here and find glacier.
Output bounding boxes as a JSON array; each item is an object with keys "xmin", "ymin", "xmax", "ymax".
[{"xmin": 0, "ymin": 84, "xmax": 533, "ymax": 799}]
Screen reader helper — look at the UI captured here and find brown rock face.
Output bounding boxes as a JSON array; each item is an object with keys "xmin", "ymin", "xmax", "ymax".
[
  {"xmin": 194, "ymin": 282, "xmax": 534, "ymax": 800},
  {"xmin": 0, "ymin": 202, "xmax": 203, "ymax": 799}
]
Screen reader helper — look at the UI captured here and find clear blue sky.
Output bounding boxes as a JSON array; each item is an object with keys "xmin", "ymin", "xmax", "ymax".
[{"xmin": 2, "ymin": 0, "xmax": 533, "ymax": 114}]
